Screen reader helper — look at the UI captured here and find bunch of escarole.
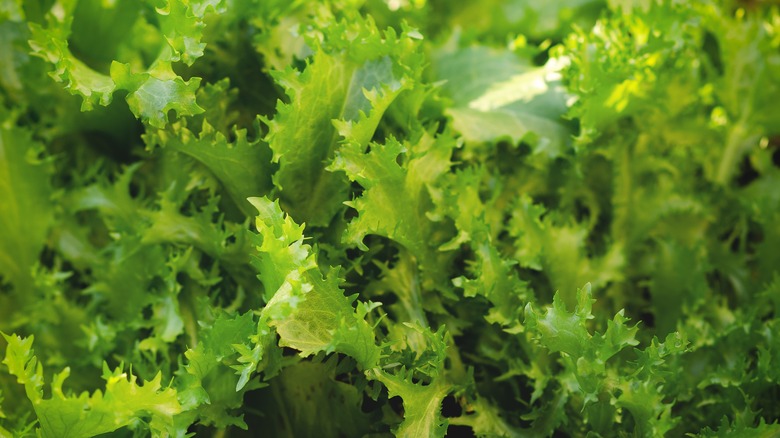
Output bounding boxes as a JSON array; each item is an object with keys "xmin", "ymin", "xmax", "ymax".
[{"xmin": 1, "ymin": 0, "xmax": 779, "ymax": 436}]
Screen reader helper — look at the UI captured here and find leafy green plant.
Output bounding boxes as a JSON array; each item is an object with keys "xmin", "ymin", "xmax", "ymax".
[{"xmin": 1, "ymin": 0, "xmax": 779, "ymax": 436}]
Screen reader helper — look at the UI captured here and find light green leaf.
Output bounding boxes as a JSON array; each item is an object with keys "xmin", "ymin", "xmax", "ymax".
[
  {"xmin": 27, "ymin": 0, "xmax": 210, "ymax": 125},
  {"xmin": 265, "ymin": 17, "xmax": 423, "ymax": 226},
  {"xmin": 434, "ymin": 45, "xmax": 571, "ymax": 157},
  {"xmin": 151, "ymin": 91, "xmax": 273, "ymax": 215},
  {"xmin": 180, "ymin": 311, "xmax": 260, "ymax": 428},
  {"xmin": 0, "ymin": 114, "xmax": 52, "ymax": 294},
  {"xmin": 2, "ymin": 333, "xmax": 181, "ymax": 437},
  {"xmin": 438, "ymin": 167, "xmax": 529, "ymax": 327},
  {"xmin": 331, "ymin": 131, "xmax": 456, "ymax": 289},
  {"xmin": 250, "ymin": 197, "xmax": 380, "ymax": 369},
  {"xmin": 371, "ymin": 369, "xmax": 451, "ymax": 438},
  {"xmin": 111, "ymin": 61, "xmax": 204, "ymax": 128}
]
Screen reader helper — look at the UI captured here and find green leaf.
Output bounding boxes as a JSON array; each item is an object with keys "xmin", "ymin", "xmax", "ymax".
[
  {"xmin": 28, "ymin": 6, "xmax": 117, "ymax": 111},
  {"xmin": 265, "ymin": 16, "xmax": 423, "ymax": 226},
  {"xmin": 150, "ymin": 81, "xmax": 274, "ymax": 215},
  {"xmin": 250, "ymin": 197, "xmax": 380, "ymax": 369},
  {"xmin": 434, "ymin": 45, "xmax": 571, "ymax": 157},
  {"xmin": 2, "ymin": 333, "xmax": 181, "ymax": 437},
  {"xmin": 509, "ymin": 196, "xmax": 625, "ymax": 309},
  {"xmin": 648, "ymin": 240, "xmax": 709, "ymax": 335},
  {"xmin": 27, "ymin": 0, "xmax": 210, "ymax": 125},
  {"xmin": 0, "ymin": 113, "xmax": 52, "ymax": 294},
  {"xmin": 433, "ymin": 0, "xmax": 602, "ymax": 41},
  {"xmin": 524, "ymin": 284, "xmax": 595, "ymax": 357},
  {"xmin": 331, "ymin": 131, "xmax": 456, "ymax": 289},
  {"xmin": 697, "ymin": 411, "xmax": 780, "ymax": 438},
  {"xmin": 180, "ymin": 311, "xmax": 261, "ymax": 428},
  {"xmin": 255, "ymin": 359, "xmax": 374, "ymax": 437},
  {"xmin": 371, "ymin": 369, "xmax": 451, "ymax": 438},
  {"xmin": 438, "ymin": 167, "xmax": 530, "ymax": 327},
  {"xmin": 447, "ymin": 396, "xmax": 525, "ymax": 438},
  {"xmin": 693, "ymin": 4, "xmax": 780, "ymax": 184},
  {"xmin": 111, "ymin": 61, "xmax": 204, "ymax": 128},
  {"xmin": 3, "ymin": 0, "xmax": 780, "ymax": 436}
]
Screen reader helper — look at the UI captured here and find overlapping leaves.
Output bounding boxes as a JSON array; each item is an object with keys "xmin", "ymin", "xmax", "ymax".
[{"xmin": 2, "ymin": 0, "xmax": 780, "ymax": 437}]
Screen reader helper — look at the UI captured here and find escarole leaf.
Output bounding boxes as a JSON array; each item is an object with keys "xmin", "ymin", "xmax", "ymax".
[
  {"xmin": 264, "ymin": 15, "xmax": 424, "ymax": 226},
  {"xmin": 700, "ymin": 3, "xmax": 780, "ymax": 184},
  {"xmin": 0, "ymin": 112, "xmax": 52, "ymax": 295},
  {"xmin": 331, "ymin": 130, "xmax": 456, "ymax": 290},
  {"xmin": 1, "ymin": 333, "xmax": 181, "ymax": 437},
  {"xmin": 434, "ymin": 45, "xmax": 572, "ymax": 157},
  {"xmin": 178, "ymin": 311, "xmax": 266, "ymax": 428},
  {"xmin": 436, "ymin": 167, "xmax": 530, "ymax": 328},
  {"xmin": 110, "ymin": 61, "xmax": 203, "ymax": 128},
  {"xmin": 153, "ymin": 120, "xmax": 272, "ymax": 216},
  {"xmin": 371, "ymin": 369, "xmax": 451, "ymax": 438},
  {"xmin": 509, "ymin": 196, "xmax": 625, "ymax": 309},
  {"xmin": 27, "ymin": 0, "xmax": 116, "ymax": 110},
  {"xmin": 27, "ymin": 0, "xmax": 212, "ymax": 126},
  {"xmin": 148, "ymin": 80, "xmax": 274, "ymax": 216},
  {"xmin": 525, "ymin": 284, "xmax": 686, "ymax": 435},
  {"xmin": 250, "ymin": 197, "xmax": 380, "ymax": 369},
  {"xmin": 524, "ymin": 284, "xmax": 600, "ymax": 357},
  {"xmin": 367, "ymin": 324, "xmax": 452, "ymax": 438},
  {"xmin": 3, "ymin": 0, "xmax": 780, "ymax": 436}
]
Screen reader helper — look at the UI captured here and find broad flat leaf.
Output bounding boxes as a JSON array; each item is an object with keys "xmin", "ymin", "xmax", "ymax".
[
  {"xmin": 434, "ymin": 45, "xmax": 571, "ymax": 157},
  {"xmin": 438, "ymin": 0, "xmax": 601, "ymax": 40},
  {"xmin": 0, "ymin": 115, "xmax": 52, "ymax": 293}
]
